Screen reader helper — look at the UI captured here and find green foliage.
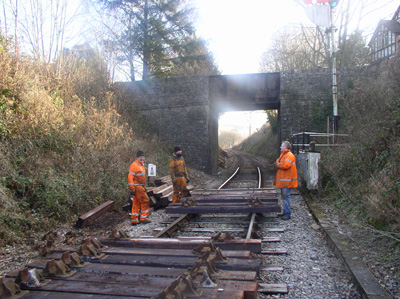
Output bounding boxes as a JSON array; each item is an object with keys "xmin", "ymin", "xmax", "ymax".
[
  {"xmin": 266, "ymin": 110, "xmax": 279, "ymax": 134},
  {"xmin": 99, "ymin": 0, "xmax": 218, "ymax": 80},
  {"xmin": 311, "ymin": 99, "xmax": 332, "ymax": 132},
  {"xmin": 237, "ymin": 122, "xmax": 280, "ymax": 163},
  {"xmin": 0, "ymin": 36, "xmax": 171, "ymax": 246},
  {"xmin": 322, "ymin": 57, "xmax": 400, "ymax": 233}
]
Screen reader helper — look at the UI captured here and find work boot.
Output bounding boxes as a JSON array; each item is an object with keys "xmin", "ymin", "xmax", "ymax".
[
  {"xmin": 131, "ymin": 222, "xmax": 139, "ymax": 226},
  {"xmin": 140, "ymin": 219, "xmax": 151, "ymax": 224},
  {"xmin": 281, "ymin": 216, "xmax": 291, "ymax": 220}
]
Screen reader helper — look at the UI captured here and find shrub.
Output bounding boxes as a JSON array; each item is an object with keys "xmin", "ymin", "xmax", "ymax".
[
  {"xmin": 322, "ymin": 57, "xmax": 400, "ymax": 233},
  {"xmin": 0, "ymin": 38, "xmax": 170, "ymax": 246}
]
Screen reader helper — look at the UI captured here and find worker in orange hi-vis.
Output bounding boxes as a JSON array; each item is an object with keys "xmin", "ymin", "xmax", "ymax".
[
  {"xmin": 128, "ymin": 151, "xmax": 151, "ymax": 225},
  {"xmin": 169, "ymin": 146, "xmax": 190, "ymax": 203}
]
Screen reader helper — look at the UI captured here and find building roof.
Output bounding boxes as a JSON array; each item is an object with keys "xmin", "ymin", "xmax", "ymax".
[{"xmin": 368, "ymin": 20, "xmax": 400, "ymax": 46}]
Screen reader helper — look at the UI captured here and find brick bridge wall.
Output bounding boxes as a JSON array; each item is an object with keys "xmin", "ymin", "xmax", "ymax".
[
  {"xmin": 279, "ymin": 67, "xmax": 365, "ymax": 141},
  {"xmin": 119, "ymin": 67, "xmax": 365, "ymax": 174}
]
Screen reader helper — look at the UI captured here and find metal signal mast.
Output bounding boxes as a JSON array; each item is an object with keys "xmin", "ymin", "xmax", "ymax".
[{"xmin": 303, "ymin": 0, "xmax": 340, "ymax": 134}]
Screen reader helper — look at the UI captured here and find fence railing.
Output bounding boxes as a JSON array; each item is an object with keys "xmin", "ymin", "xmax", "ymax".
[{"xmin": 291, "ymin": 132, "xmax": 348, "ymax": 154}]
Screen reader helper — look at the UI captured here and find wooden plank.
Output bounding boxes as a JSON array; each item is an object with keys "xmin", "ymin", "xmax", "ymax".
[
  {"xmin": 146, "ymin": 184, "xmax": 168, "ymax": 196},
  {"xmin": 26, "ymin": 260, "xmax": 186, "ymax": 278},
  {"xmin": 154, "ymin": 185, "xmax": 173, "ymax": 198},
  {"xmin": 265, "ymin": 228, "xmax": 285, "ymax": 233},
  {"xmin": 23, "ymin": 279, "xmax": 162, "ymax": 297},
  {"xmin": 75, "ymin": 200, "xmax": 114, "ymax": 228},
  {"xmin": 258, "ymin": 283, "xmax": 288, "ymax": 294},
  {"xmin": 262, "ymin": 237, "xmax": 281, "ymax": 242},
  {"xmin": 261, "ymin": 266, "xmax": 284, "ymax": 271},
  {"xmin": 190, "ymin": 198, "xmax": 278, "ymax": 204},
  {"xmin": 174, "ymin": 227, "xmax": 245, "ymax": 233},
  {"xmin": 261, "ymin": 248, "xmax": 288, "ymax": 255},
  {"xmin": 195, "ymin": 289, "xmax": 244, "ymax": 299},
  {"xmin": 101, "ymin": 247, "xmax": 251, "ymax": 259},
  {"xmin": 154, "ymin": 175, "xmax": 171, "ymax": 186},
  {"xmin": 168, "ymin": 202, "xmax": 276, "ymax": 206},
  {"xmin": 17, "ymin": 292, "xmax": 141, "ymax": 299},
  {"xmin": 57, "ymin": 271, "xmax": 175, "ymax": 286},
  {"xmin": 99, "ymin": 238, "xmax": 262, "ymax": 253},
  {"xmin": 165, "ymin": 204, "xmax": 281, "ymax": 214},
  {"xmin": 205, "ymin": 280, "xmax": 258, "ymax": 299},
  {"xmin": 91, "ymin": 255, "xmax": 261, "ymax": 273},
  {"xmin": 213, "ymin": 270, "xmax": 256, "ymax": 281},
  {"xmin": 191, "ymin": 188, "xmax": 275, "ymax": 193},
  {"xmin": 190, "ymin": 194, "xmax": 277, "ymax": 199}
]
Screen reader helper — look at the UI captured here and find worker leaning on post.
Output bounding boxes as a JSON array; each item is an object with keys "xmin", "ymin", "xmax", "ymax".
[
  {"xmin": 128, "ymin": 150, "xmax": 151, "ymax": 225},
  {"xmin": 169, "ymin": 146, "xmax": 189, "ymax": 203}
]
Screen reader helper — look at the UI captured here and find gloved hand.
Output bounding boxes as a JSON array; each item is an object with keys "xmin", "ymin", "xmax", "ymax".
[
  {"xmin": 172, "ymin": 178, "xmax": 176, "ymax": 183},
  {"xmin": 186, "ymin": 178, "xmax": 190, "ymax": 184},
  {"xmin": 130, "ymin": 189, "xmax": 136, "ymax": 195}
]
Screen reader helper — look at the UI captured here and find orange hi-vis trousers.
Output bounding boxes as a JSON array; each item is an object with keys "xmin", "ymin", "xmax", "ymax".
[
  {"xmin": 172, "ymin": 177, "xmax": 187, "ymax": 203},
  {"xmin": 131, "ymin": 186, "xmax": 150, "ymax": 224}
]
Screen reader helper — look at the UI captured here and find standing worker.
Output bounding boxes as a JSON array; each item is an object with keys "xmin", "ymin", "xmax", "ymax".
[
  {"xmin": 128, "ymin": 151, "xmax": 151, "ymax": 225},
  {"xmin": 273, "ymin": 141, "xmax": 298, "ymax": 220},
  {"xmin": 169, "ymin": 146, "xmax": 190, "ymax": 203}
]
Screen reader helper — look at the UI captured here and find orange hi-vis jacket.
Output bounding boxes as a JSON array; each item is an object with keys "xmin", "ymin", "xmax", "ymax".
[
  {"xmin": 169, "ymin": 154, "xmax": 188, "ymax": 180},
  {"xmin": 128, "ymin": 159, "xmax": 146, "ymax": 192},
  {"xmin": 273, "ymin": 149, "xmax": 298, "ymax": 188},
  {"xmin": 128, "ymin": 159, "xmax": 150, "ymax": 224},
  {"xmin": 169, "ymin": 153, "xmax": 189, "ymax": 203}
]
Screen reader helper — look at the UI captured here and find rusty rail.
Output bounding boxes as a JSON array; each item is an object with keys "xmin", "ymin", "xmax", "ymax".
[{"xmin": 156, "ymin": 167, "xmax": 242, "ymax": 238}]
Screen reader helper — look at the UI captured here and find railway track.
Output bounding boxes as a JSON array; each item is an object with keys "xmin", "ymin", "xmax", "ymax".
[{"xmin": 1, "ymin": 164, "xmax": 287, "ymax": 298}]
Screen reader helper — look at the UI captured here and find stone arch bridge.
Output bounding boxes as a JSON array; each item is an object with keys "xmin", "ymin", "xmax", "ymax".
[{"xmin": 120, "ymin": 68, "xmax": 362, "ymax": 174}]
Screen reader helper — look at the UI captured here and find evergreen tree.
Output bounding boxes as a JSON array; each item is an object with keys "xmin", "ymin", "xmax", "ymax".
[{"xmin": 98, "ymin": 0, "xmax": 217, "ymax": 81}]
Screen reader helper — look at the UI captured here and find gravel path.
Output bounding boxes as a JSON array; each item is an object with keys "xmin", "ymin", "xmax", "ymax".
[{"xmin": 258, "ymin": 192, "xmax": 360, "ymax": 299}]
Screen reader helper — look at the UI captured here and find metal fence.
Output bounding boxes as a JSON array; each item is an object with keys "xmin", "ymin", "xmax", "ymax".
[{"xmin": 291, "ymin": 132, "xmax": 348, "ymax": 154}]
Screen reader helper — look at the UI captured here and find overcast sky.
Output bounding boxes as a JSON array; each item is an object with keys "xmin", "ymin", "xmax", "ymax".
[{"xmin": 192, "ymin": 0, "xmax": 400, "ymax": 75}]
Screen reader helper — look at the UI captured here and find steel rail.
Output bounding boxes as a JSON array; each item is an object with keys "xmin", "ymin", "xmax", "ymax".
[
  {"xmin": 155, "ymin": 167, "xmax": 242, "ymax": 238},
  {"xmin": 246, "ymin": 167, "xmax": 262, "ymax": 240},
  {"xmin": 217, "ymin": 167, "xmax": 240, "ymax": 189},
  {"xmin": 154, "ymin": 214, "xmax": 190, "ymax": 238}
]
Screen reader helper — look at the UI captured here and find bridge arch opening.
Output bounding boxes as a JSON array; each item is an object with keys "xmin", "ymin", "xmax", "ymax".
[{"xmin": 218, "ymin": 110, "xmax": 268, "ymax": 149}]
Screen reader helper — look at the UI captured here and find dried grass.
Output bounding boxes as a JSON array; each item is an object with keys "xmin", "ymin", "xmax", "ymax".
[
  {"xmin": 0, "ymin": 37, "xmax": 170, "ymax": 245},
  {"xmin": 322, "ymin": 56, "xmax": 400, "ymax": 233}
]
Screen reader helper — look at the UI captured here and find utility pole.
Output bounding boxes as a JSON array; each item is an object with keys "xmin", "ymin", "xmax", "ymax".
[
  {"xmin": 329, "ymin": 0, "xmax": 340, "ymax": 135},
  {"xmin": 304, "ymin": 0, "xmax": 340, "ymax": 135}
]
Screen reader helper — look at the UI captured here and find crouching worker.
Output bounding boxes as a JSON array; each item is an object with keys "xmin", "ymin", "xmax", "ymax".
[
  {"xmin": 169, "ymin": 146, "xmax": 190, "ymax": 203},
  {"xmin": 128, "ymin": 151, "xmax": 151, "ymax": 225}
]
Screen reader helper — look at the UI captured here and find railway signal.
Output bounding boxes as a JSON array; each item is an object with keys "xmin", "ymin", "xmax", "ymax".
[{"xmin": 303, "ymin": 0, "xmax": 340, "ymax": 134}]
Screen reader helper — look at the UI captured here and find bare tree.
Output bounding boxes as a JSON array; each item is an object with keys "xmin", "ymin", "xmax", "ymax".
[
  {"xmin": 0, "ymin": 0, "xmax": 83, "ymax": 65},
  {"xmin": 259, "ymin": 26, "xmax": 327, "ymax": 72}
]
